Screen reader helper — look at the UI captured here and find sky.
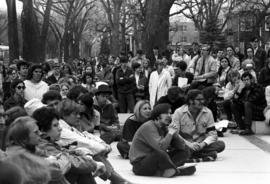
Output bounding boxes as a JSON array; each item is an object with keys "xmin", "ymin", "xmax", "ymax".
[
  {"xmin": 0, "ymin": 0, "xmax": 23, "ymax": 12},
  {"xmin": 0, "ymin": 0, "xmax": 189, "ymax": 22}
]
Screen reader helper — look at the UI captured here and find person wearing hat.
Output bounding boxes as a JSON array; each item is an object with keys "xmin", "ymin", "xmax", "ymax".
[
  {"xmin": 149, "ymin": 59, "xmax": 172, "ymax": 108},
  {"xmin": 115, "ymin": 57, "xmax": 136, "ymax": 113},
  {"xmin": 129, "ymin": 103, "xmax": 195, "ymax": 177},
  {"xmin": 93, "ymin": 85, "xmax": 121, "ymax": 144},
  {"xmin": 172, "ymin": 89, "xmax": 225, "ymax": 161},
  {"xmin": 4, "ymin": 79, "xmax": 27, "ymax": 111}
]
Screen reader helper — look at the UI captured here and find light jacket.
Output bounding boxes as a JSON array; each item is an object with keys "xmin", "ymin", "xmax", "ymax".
[
  {"xmin": 172, "ymin": 105, "xmax": 218, "ymax": 145},
  {"xmin": 149, "ymin": 69, "xmax": 172, "ymax": 108}
]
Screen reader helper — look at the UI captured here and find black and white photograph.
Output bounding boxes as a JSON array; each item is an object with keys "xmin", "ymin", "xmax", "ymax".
[{"xmin": 0, "ymin": 0, "xmax": 270, "ymax": 184}]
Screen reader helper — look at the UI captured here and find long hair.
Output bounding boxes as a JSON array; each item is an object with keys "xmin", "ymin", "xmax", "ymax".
[
  {"xmin": 77, "ymin": 93, "xmax": 94, "ymax": 120},
  {"xmin": 133, "ymin": 100, "xmax": 151, "ymax": 122},
  {"xmin": 26, "ymin": 64, "xmax": 44, "ymax": 81},
  {"xmin": 217, "ymin": 57, "xmax": 231, "ymax": 77}
]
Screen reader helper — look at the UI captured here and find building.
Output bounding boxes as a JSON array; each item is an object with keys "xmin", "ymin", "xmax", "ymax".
[
  {"xmin": 225, "ymin": 1, "xmax": 270, "ymax": 52},
  {"xmin": 169, "ymin": 21, "xmax": 199, "ymax": 48}
]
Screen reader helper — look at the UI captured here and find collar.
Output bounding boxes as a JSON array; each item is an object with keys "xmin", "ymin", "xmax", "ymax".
[{"xmin": 181, "ymin": 104, "xmax": 208, "ymax": 113}]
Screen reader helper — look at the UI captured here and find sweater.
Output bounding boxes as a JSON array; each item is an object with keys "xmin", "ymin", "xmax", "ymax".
[
  {"xmin": 24, "ymin": 80, "xmax": 49, "ymax": 101},
  {"xmin": 129, "ymin": 120, "xmax": 185, "ymax": 164}
]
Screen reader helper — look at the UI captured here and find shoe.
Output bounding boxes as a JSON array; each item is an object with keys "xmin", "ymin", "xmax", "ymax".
[
  {"xmin": 228, "ymin": 121, "xmax": 237, "ymax": 129},
  {"xmin": 186, "ymin": 151, "xmax": 217, "ymax": 163},
  {"xmin": 230, "ymin": 128, "xmax": 244, "ymax": 134},
  {"xmin": 176, "ymin": 165, "xmax": 196, "ymax": 176},
  {"xmin": 162, "ymin": 168, "xmax": 176, "ymax": 177},
  {"xmin": 239, "ymin": 129, "xmax": 254, "ymax": 136}
]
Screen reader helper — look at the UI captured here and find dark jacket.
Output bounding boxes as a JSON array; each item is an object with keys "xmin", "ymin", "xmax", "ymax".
[
  {"xmin": 258, "ymin": 66, "xmax": 270, "ymax": 88},
  {"xmin": 156, "ymin": 95, "xmax": 185, "ymax": 113},
  {"xmin": 115, "ymin": 66, "xmax": 136, "ymax": 94},
  {"xmin": 93, "ymin": 97, "xmax": 119, "ymax": 131},
  {"xmin": 254, "ymin": 47, "xmax": 267, "ymax": 73},
  {"xmin": 4, "ymin": 95, "xmax": 27, "ymax": 111},
  {"xmin": 46, "ymin": 74, "xmax": 62, "ymax": 85},
  {"xmin": 235, "ymin": 83, "xmax": 266, "ymax": 120},
  {"xmin": 172, "ymin": 72, "xmax": 194, "ymax": 86}
]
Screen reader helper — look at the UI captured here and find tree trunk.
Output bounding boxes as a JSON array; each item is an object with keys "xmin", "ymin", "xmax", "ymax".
[
  {"xmin": 143, "ymin": 0, "xmax": 175, "ymax": 57},
  {"xmin": 110, "ymin": 0, "xmax": 123, "ymax": 56},
  {"xmin": 39, "ymin": 0, "xmax": 53, "ymax": 62},
  {"xmin": 21, "ymin": 0, "xmax": 41, "ymax": 63},
  {"xmin": 6, "ymin": 0, "xmax": 19, "ymax": 62}
]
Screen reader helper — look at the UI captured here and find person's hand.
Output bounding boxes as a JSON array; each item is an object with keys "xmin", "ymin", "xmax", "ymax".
[
  {"xmin": 168, "ymin": 123, "xmax": 178, "ymax": 135},
  {"xmin": 187, "ymin": 142, "xmax": 201, "ymax": 151},
  {"xmin": 238, "ymin": 80, "xmax": 245, "ymax": 91},
  {"xmin": 138, "ymin": 85, "xmax": 144, "ymax": 90},
  {"xmin": 198, "ymin": 142, "xmax": 207, "ymax": 150},
  {"xmin": 93, "ymin": 162, "xmax": 106, "ymax": 177}
]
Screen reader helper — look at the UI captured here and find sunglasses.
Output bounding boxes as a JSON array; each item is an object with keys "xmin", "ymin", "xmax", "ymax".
[{"xmin": 17, "ymin": 86, "xmax": 26, "ymax": 90}]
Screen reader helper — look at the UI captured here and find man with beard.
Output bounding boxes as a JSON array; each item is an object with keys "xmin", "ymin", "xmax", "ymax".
[
  {"xmin": 172, "ymin": 89, "xmax": 225, "ymax": 162},
  {"xmin": 129, "ymin": 103, "xmax": 195, "ymax": 177}
]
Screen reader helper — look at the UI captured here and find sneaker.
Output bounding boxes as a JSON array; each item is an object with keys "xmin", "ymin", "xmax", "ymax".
[
  {"xmin": 239, "ymin": 129, "xmax": 254, "ymax": 136},
  {"xmin": 176, "ymin": 165, "xmax": 196, "ymax": 176}
]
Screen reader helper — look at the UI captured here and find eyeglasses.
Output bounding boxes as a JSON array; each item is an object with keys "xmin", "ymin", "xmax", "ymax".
[{"xmin": 16, "ymin": 86, "xmax": 26, "ymax": 90}]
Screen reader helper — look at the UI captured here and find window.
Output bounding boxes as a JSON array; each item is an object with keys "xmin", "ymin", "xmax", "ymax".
[
  {"xmin": 183, "ymin": 25, "xmax": 187, "ymax": 31},
  {"xmin": 181, "ymin": 36, "xmax": 187, "ymax": 42},
  {"xmin": 179, "ymin": 25, "xmax": 183, "ymax": 31}
]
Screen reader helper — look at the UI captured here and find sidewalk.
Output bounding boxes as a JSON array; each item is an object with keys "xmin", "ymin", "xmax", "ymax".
[{"xmin": 96, "ymin": 133, "xmax": 270, "ymax": 184}]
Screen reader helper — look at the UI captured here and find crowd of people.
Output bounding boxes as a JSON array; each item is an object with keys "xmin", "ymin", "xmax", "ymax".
[{"xmin": 0, "ymin": 36, "xmax": 270, "ymax": 183}]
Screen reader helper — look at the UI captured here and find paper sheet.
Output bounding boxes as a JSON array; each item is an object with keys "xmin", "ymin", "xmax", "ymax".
[{"xmin": 178, "ymin": 77, "xmax": 188, "ymax": 88}]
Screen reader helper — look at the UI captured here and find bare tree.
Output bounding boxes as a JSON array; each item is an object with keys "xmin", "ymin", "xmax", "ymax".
[
  {"xmin": 100, "ymin": 0, "xmax": 124, "ymax": 56},
  {"xmin": 6, "ymin": 0, "xmax": 19, "ymax": 62}
]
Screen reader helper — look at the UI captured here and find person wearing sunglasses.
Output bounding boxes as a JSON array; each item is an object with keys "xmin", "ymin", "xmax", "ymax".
[{"xmin": 4, "ymin": 79, "xmax": 27, "ymax": 111}]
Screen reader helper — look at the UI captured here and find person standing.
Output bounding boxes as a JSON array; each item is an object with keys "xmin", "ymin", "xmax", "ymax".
[
  {"xmin": 115, "ymin": 57, "xmax": 136, "ymax": 113},
  {"xmin": 149, "ymin": 59, "xmax": 172, "ymax": 108}
]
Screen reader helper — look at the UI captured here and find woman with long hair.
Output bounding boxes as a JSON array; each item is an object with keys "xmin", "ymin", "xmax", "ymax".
[
  {"xmin": 117, "ymin": 100, "xmax": 151, "ymax": 158},
  {"xmin": 77, "ymin": 93, "xmax": 100, "ymax": 133},
  {"xmin": 217, "ymin": 57, "xmax": 231, "ymax": 88},
  {"xmin": 24, "ymin": 64, "xmax": 49, "ymax": 101}
]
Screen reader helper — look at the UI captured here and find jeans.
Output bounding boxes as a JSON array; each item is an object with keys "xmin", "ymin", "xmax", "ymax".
[
  {"xmin": 223, "ymin": 99, "xmax": 233, "ymax": 121},
  {"xmin": 231, "ymin": 101, "xmax": 253, "ymax": 130},
  {"xmin": 116, "ymin": 141, "xmax": 130, "ymax": 159},
  {"xmin": 191, "ymin": 140, "xmax": 225, "ymax": 157},
  {"xmin": 132, "ymin": 147, "xmax": 190, "ymax": 176},
  {"xmin": 118, "ymin": 92, "xmax": 135, "ymax": 113}
]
